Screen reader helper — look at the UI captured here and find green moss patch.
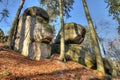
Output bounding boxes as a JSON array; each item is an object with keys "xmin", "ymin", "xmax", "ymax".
[{"xmin": 36, "ymin": 16, "xmax": 55, "ymax": 34}]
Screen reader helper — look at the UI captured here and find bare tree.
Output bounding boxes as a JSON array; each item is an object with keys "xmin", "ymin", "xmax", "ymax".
[
  {"xmin": 7, "ymin": 0, "xmax": 25, "ymax": 49},
  {"xmin": 58, "ymin": 0, "xmax": 65, "ymax": 61},
  {"xmin": 82, "ymin": 0, "xmax": 105, "ymax": 75}
]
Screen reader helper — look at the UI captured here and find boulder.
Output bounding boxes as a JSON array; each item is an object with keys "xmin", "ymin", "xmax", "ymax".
[
  {"xmin": 23, "ymin": 6, "xmax": 49, "ymax": 23},
  {"xmin": 51, "ymin": 43, "xmax": 96, "ymax": 68},
  {"xmin": 14, "ymin": 7, "xmax": 54, "ymax": 60},
  {"xmin": 84, "ymin": 52, "xmax": 96, "ymax": 69},
  {"xmin": 65, "ymin": 44, "xmax": 85, "ymax": 65},
  {"xmin": 51, "ymin": 44, "xmax": 83, "ymax": 62},
  {"xmin": 22, "ymin": 42, "xmax": 51, "ymax": 60},
  {"xmin": 55, "ymin": 23, "xmax": 86, "ymax": 44},
  {"xmin": 103, "ymin": 58, "xmax": 113, "ymax": 75}
]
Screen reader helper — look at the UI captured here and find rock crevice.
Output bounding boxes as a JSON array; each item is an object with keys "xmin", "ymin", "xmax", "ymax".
[{"xmin": 14, "ymin": 7, "xmax": 54, "ymax": 60}]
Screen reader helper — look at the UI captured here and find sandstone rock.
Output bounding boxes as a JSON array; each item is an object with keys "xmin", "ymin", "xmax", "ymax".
[
  {"xmin": 22, "ymin": 42, "xmax": 51, "ymax": 60},
  {"xmin": 103, "ymin": 58, "xmax": 113, "ymax": 75},
  {"xmin": 23, "ymin": 6, "xmax": 49, "ymax": 23},
  {"xmin": 14, "ymin": 7, "xmax": 54, "ymax": 60},
  {"xmin": 52, "ymin": 23, "xmax": 86, "ymax": 63},
  {"xmin": 84, "ymin": 52, "xmax": 96, "ymax": 69},
  {"xmin": 51, "ymin": 43, "xmax": 84, "ymax": 63},
  {"xmin": 51, "ymin": 43, "xmax": 95, "ymax": 68},
  {"xmin": 65, "ymin": 44, "xmax": 85, "ymax": 64},
  {"xmin": 14, "ymin": 16, "xmax": 54, "ymax": 51},
  {"xmin": 55, "ymin": 23, "xmax": 86, "ymax": 44},
  {"xmin": 51, "ymin": 44, "xmax": 60, "ymax": 54}
]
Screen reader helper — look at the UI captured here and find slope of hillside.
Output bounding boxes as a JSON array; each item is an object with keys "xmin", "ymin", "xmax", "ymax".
[{"xmin": 0, "ymin": 43, "xmax": 117, "ymax": 80}]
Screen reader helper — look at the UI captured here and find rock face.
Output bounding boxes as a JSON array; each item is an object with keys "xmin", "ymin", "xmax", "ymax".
[
  {"xmin": 51, "ymin": 43, "xmax": 112, "ymax": 74},
  {"xmin": 14, "ymin": 6, "xmax": 54, "ymax": 60},
  {"xmin": 23, "ymin": 6, "xmax": 49, "ymax": 23},
  {"xmin": 51, "ymin": 43, "xmax": 95, "ymax": 68},
  {"xmin": 55, "ymin": 23, "xmax": 86, "ymax": 44},
  {"xmin": 52, "ymin": 23, "xmax": 112, "ymax": 74},
  {"xmin": 52, "ymin": 22, "xmax": 86, "ymax": 63},
  {"xmin": 51, "ymin": 44, "xmax": 84, "ymax": 63}
]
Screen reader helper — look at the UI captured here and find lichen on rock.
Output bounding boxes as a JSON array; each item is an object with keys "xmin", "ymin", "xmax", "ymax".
[
  {"xmin": 51, "ymin": 22, "xmax": 86, "ymax": 64},
  {"xmin": 14, "ymin": 6, "xmax": 54, "ymax": 60},
  {"xmin": 23, "ymin": 6, "xmax": 49, "ymax": 23},
  {"xmin": 55, "ymin": 23, "xmax": 86, "ymax": 44}
]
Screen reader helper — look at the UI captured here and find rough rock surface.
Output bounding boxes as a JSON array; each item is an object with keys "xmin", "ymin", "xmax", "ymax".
[
  {"xmin": 51, "ymin": 44, "xmax": 113, "ymax": 74},
  {"xmin": 55, "ymin": 23, "xmax": 86, "ymax": 44},
  {"xmin": 51, "ymin": 44, "xmax": 84, "ymax": 63},
  {"xmin": 52, "ymin": 22, "xmax": 86, "ymax": 66},
  {"xmin": 51, "ymin": 44, "xmax": 95, "ymax": 68},
  {"xmin": 14, "ymin": 7, "xmax": 54, "ymax": 60},
  {"xmin": 23, "ymin": 6, "xmax": 49, "ymax": 22}
]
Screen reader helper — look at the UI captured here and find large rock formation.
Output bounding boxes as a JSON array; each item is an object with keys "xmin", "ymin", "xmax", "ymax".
[
  {"xmin": 52, "ymin": 23, "xmax": 112, "ymax": 75},
  {"xmin": 14, "ymin": 6, "xmax": 54, "ymax": 60},
  {"xmin": 51, "ymin": 44, "xmax": 84, "ymax": 63},
  {"xmin": 52, "ymin": 22, "xmax": 86, "ymax": 63},
  {"xmin": 23, "ymin": 6, "xmax": 49, "ymax": 23},
  {"xmin": 51, "ymin": 43, "xmax": 96, "ymax": 68},
  {"xmin": 55, "ymin": 23, "xmax": 86, "ymax": 44},
  {"xmin": 51, "ymin": 43, "xmax": 113, "ymax": 75}
]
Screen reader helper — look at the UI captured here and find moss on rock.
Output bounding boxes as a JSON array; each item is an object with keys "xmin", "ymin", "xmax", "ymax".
[
  {"xmin": 24, "ymin": 6, "xmax": 49, "ymax": 22},
  {"xmin": 36, "ymin": 16, "xmax": 55, "ymax": 34},
  {"xmin": 103, "ymin": 58, "xmax": 113, "ymax": 75},
  {"xmin": 55, "ymin": 22, "xmax": 86, "ymax": 44}
]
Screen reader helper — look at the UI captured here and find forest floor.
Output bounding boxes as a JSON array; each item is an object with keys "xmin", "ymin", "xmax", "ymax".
[{"xmin": 0, "ymin": 43, "xmax": 119, "ymax": 80}]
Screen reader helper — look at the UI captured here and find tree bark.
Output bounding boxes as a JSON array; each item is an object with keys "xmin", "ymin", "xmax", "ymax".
[
  {"xmin": 8, "ymin": 0, "xmax": 25, "ymax": 49},
  {"xmin": 58, "ymin": 0, "xmax": 65, "ymax": 61},
  {"xmin": 82, "ymin": 0, "xmax": 105, "ymax": 75}
]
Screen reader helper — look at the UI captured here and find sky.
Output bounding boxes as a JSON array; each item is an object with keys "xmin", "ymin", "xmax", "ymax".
[
  {"xmin": 65, "ymin": 0, "xmax": 119, "ymax": 39},
  {"xmin": 0, "ymin": 0, "xmax": 119, "ymax": 41}
]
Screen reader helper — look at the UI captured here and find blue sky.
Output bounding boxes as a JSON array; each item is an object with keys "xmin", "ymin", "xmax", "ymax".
[
  {"xmin": 65, "ymin": 0, "xmax": 118, "ymax": 39},
  {"xmin": 0, "ymin": 0, "xmax": 119, "ymax": 40}
]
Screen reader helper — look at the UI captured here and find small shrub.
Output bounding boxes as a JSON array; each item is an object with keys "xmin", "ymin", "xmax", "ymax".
[{"xmin": 2, "ymin": 71, "xmax": 11, "ymax": 76}]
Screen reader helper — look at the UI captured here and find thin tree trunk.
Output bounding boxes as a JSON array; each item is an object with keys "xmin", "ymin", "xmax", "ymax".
[
  {"xmin": 82, "ymin": 0, "xmax": 105, "ymax": 75},
  {"xmin": 8, "ymin": 0, "xmax": 25, "ymax": 49},
  {"xmin": 58, "ymin": 0, "xmax": 65, "ymax": 61}
]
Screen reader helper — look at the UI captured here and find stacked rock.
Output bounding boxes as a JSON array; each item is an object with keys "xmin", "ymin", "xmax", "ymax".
[
  {"xmin": 14, "ymin": 6, "xmax": 54, "ymax": 60},
  {"xmin": 51, "ymin": 23, "xmax": 112, "ymax": 74},
  {"xmin": 52, "ymin": 23, "xmax": 86, "ymax": 63}
]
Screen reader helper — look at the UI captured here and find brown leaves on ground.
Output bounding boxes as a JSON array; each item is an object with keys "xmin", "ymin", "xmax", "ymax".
[{"xmin": 0, "ymin": 43, "xmax": 114, "ymax": 80}]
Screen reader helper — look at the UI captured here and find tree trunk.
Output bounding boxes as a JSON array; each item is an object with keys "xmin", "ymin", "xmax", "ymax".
[
  {"xmin": 8, "ymin": 0, "xmax": 25, "ymax": 49},
  {"xmin": 58, "ymin": 0, "xmax": 65, "ymax": 61},
  {"xmin": 82, "ymin": 0, "xmax": 105, "ymax": 75}
]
